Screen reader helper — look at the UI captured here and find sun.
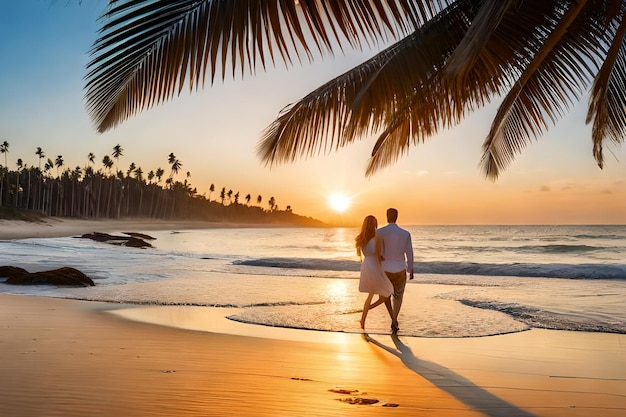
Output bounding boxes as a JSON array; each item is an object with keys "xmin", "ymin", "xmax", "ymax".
[{"xmin": 328, "ymin": 193, "xmax": 351, "ymax": 213}]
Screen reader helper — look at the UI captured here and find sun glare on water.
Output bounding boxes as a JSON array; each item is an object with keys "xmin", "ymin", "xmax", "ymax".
[{"xmin": 328, "ymin": 193, "xmax": 351, "ymax": 213}]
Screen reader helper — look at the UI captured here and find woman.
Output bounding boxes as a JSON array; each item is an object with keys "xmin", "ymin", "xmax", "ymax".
[{"xmin": 355, "ymin": 215, "xmax": 394, "ymax": 330}]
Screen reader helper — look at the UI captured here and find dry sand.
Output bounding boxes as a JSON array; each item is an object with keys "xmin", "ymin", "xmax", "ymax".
[{"xmin": 1, "ymin": 219, "xmax": 625, "ymax": 416}]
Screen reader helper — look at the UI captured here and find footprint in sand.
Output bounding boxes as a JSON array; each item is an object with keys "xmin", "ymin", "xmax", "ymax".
[{"xmin": 329, "ymin": 388, "xmax": 399, "ymax": 407}]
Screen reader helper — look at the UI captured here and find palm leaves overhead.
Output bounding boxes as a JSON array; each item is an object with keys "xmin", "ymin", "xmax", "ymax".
[
  {"xmin": 86, "ymin": 0, "xmax": 626, "ymax": 179},
  {"xmin": 260, "ymin": 0, "xmax": 489, "ymax": 175},
  {"xmin": 86, "ymin": 0, "xmax": 442, "ymax": 132}
]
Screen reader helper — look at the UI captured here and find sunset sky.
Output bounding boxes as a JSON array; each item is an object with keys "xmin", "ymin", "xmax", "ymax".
[{"xmin": 1, "ymin": 2, "xmax": 624, "ymax": 225}]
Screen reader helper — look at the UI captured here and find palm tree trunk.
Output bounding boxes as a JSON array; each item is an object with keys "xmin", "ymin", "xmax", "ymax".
[
  {"xmin": 71, "ymin": 181, "xmax": 75, "ymax": 217},
  {"xmin": 25, "ymin": 170, "xmax": 31, "ymax": 210},
  {"xmin": 38, "ymin": 175, "xmax": 44, "ymax": 213},
  {"xmin": 96, "ymin": 177, "xmax": 102, "ymax": 218},
  {"xmin": 14, "ymin": 171, "xmax": 19, "ymax": 208},
  {"xmin": 106, "ymin": 178, "xmax": 113, "ymax": 218},
  {"xmin": 138, "ymin": 187, "xmax": 143, "ymax": 216},
  {"xmin": 149, "ymin": 186, "xmax": 156, "ymax": 217}
]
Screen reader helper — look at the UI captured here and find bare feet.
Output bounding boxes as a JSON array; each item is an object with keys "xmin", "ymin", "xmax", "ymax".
[{"xmin": 391, "ymin": 321, "xmax": 399, "ymax": 333}]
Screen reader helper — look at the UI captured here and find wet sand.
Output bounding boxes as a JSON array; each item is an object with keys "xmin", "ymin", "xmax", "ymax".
[{"xmin": 1, "ymin": 294, "xmax": 625, "ymax": 416}]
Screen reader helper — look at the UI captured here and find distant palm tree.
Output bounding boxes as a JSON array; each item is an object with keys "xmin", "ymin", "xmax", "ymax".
[
  {"xmin": 42, "ymin": 158, "xmax": 53, "ymax": 214},
  {"xmin": 164, "ymin": 154, "xmax": 182, "ymax": 217},
  {"xmin": 155, "ymin": 168, "xmax": 164, "ymax": 183},
  {"xmin": 100, "ymin": 156, "xmax": 111, "ymax": 172},
  {"xmin": 35, "ymin": 147, "xmax": 46, "ymax": 211},
  {"xmin": 168, "ymin": 156, "xmax": 182, "ymax": 182},
  {"xmin": 82, "ymin": 152, "xmax": 96, "ymax": 217},
  {"xmin": 54, "ymin": 155, "xmax": 64, "ymax": 215},
  {"xmin": 69, "ymin": 166, "xmax": 82, "ymax": 216},
  {"xmin": 134, "ymin": 166, "xmax": 145, "ymax": 216},
  {"xmin": 23, "ymin": 161, "xmax": 33, "ymax": 210},
  {"xmin": 256, "ymin": 195, "xmax": 262, "ymax": 206},
  {"xmin": 245, "ymin": 193, "xmax": 251, "ymax": 205},
  {"xmin": 0, "ymin": 140, "xmax": 9, "ymax": 206},
  {"xmin": 85, "ymin": 1, "xmax": 626, "ymax": 179},
  {"xmin": 14, "ymin": 158, "xmax": 23, "ymax": 207},
  {"xmin": 112, "ymin": 144, "xmax": 124, "ymax": 175},
  {"xmin": 208, "ymin": 183, "xmax": 215, "ymax": 201},
  {"xmin": 36, "ymin": 147, "xmax": 45, "ymax": 171},
  {"xmin": 148, "ymin": 169, "xmax": 161, "ymax": 218},
  {"xmin": 0, "ymin": 140, "xmax": 8, "ymax": 168},
  {"xmin": 219, "ymin": 187, "xmax": 226, "ymax": 205},
  {"xmin": 153, "ymin": 167, "xmax": 165, "ymax": 217},
  {"xmin": 124, "ymin": 162, "xmax": 136, "ymax": 215},
  {"xmin": 111, "ymin": 145, "xmax": 124, "ymax": 218},
  {"xmin": 126, "ymin": 162, "xmax": 136, "ymax": 178},
  {"xmin": 102, "ymin": 155, "xmax": 114, "ymax": 217},
  {"xmin": 54, "ymin": 155, "xmax": 64, "ymax": 178},
  {"xmin": 268, "ymin": 196, "xmax": 276, "ymax": 212},
  {"xmin": 134, "ymin": 167, "xmax": 144, "ymax": 182}
]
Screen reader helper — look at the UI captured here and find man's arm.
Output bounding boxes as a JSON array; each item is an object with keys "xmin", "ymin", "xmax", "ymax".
[{"xmin": 406, "ymin": 232, "xmax": 414, "ymax": 280}]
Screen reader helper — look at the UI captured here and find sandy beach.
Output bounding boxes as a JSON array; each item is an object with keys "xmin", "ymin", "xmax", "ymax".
[
  {"xmin": 0, "ymin": 217, "xmax": 244, "ymax": 240},
  {"xmin": 1, "ymin": 219, "xmax": 625, "ymax": 416}
]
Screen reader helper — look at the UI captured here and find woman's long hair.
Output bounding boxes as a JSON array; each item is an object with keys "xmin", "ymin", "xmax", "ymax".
[{"xmin": 355, "ymin": 215, "xmax": 378, "ymax": 256}]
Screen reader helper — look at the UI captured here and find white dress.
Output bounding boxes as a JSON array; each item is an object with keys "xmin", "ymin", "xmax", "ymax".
[{"xmin": 358, "ymin": 238, "xmax": 394, "ymax": 296}]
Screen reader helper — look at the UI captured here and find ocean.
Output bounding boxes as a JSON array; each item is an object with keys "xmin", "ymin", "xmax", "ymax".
[{"xmin": 1, "ymin": 225, "xmax": 625, "ymax": 337}]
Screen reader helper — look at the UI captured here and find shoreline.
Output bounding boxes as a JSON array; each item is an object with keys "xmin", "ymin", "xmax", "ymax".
[
  {"xmin": 0, "ymin": 217, "xmax": 318, "ymax": 240},
  {"xmin": 1, "ymin": 293, "xmax": 625, "ymax": 416}
]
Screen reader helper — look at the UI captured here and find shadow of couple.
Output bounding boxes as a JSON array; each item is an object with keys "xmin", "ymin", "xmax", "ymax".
[{"xmin": 362, "ymin": 333, "xmax": 536, "ymax": 417}]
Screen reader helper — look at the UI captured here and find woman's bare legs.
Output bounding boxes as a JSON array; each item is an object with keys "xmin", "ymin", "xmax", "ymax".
[
  {"xmin": 368, "ymin": 296, "xmax": 385, "ymax": 310},
  {"xmin": 384, "ymin": 298, "xmax": 393, "ymax": 321},
  {"xmin": 360, "ymin": 293, "xmax": 375, "ymax": 329},
  {"xmin": 361, "ymin": 295, "xmax": 392, "ymax": 329}
]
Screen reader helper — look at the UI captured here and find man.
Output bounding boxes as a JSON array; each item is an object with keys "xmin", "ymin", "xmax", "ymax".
[{"xmin": 377, "ymin": 208, "xmax": 414, "ymax": 332}]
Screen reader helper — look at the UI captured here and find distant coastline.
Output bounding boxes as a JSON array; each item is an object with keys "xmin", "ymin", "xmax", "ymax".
[{"xmin": 0, "ymin": 206, "xmax": 327, "ymax": 241}]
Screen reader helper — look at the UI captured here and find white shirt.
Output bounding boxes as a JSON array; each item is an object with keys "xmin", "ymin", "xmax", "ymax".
[{"xmin": 377, "ymin": 223, "xmax": 414, "ymax": 273}]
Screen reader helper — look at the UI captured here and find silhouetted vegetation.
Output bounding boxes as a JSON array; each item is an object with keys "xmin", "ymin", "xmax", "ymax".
[{"xmin": 0, "ymin": 141, "xmax": 325, "ymax": 227}]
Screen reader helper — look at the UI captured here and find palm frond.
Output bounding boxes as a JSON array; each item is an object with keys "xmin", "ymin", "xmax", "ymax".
[
  {"xmin": 259, "ymin": 0, "xmax": 480, "ymax": 167},
  {"xmin": 87, "ymin": 0, "xmax": 626, "ymax": 179},
  {"xmin": 444, "ymin": 0, "xmax": 515, "ymax": 79},
  {"xmin": 365, "ymin": 0, "xmax": 560, "ymax": 175},
  {"xmin": 587, "ymin": 15, "xmax": 626, "ymax": 168},
  {"xmin": 479, "ymin": 0, "xmax": 610, "ymax": 179},
  {"xmin": 365, "ymin": 82, "xmax": 443, "ymax": 176},
  {"xmin": 86, "ymin": 0, "xmax": 449, "ymax": 133}
]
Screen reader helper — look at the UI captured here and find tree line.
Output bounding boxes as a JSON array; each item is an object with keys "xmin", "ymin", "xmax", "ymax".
[{"xmin": 0, "ymin": 141, "xmax": 323, "ymax": 226}]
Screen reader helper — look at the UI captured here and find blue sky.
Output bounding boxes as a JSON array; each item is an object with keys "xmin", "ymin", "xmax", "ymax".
[{"xmin": 1, "ymin": 1, "xmax": 625, "ymax": 225}]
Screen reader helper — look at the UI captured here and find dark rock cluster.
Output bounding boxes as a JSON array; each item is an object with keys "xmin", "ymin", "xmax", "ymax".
[
  {"xmin": 77, "ymin": 232, "xmax": 155, "ymax": 248},
  {"xmin": 0, "ymin": 266, "xmax": 95, "ymax": 287}
]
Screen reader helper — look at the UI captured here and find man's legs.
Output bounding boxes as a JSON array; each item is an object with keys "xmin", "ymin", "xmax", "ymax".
[{"xmin": 385, "ymin": 270, "xmax": 407, "ymax": 331}]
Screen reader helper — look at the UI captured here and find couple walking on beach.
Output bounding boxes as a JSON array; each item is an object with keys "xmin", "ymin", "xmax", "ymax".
[{"xmin": 356, "ymin": 208, "xmax": 414, "ymax": 332}]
